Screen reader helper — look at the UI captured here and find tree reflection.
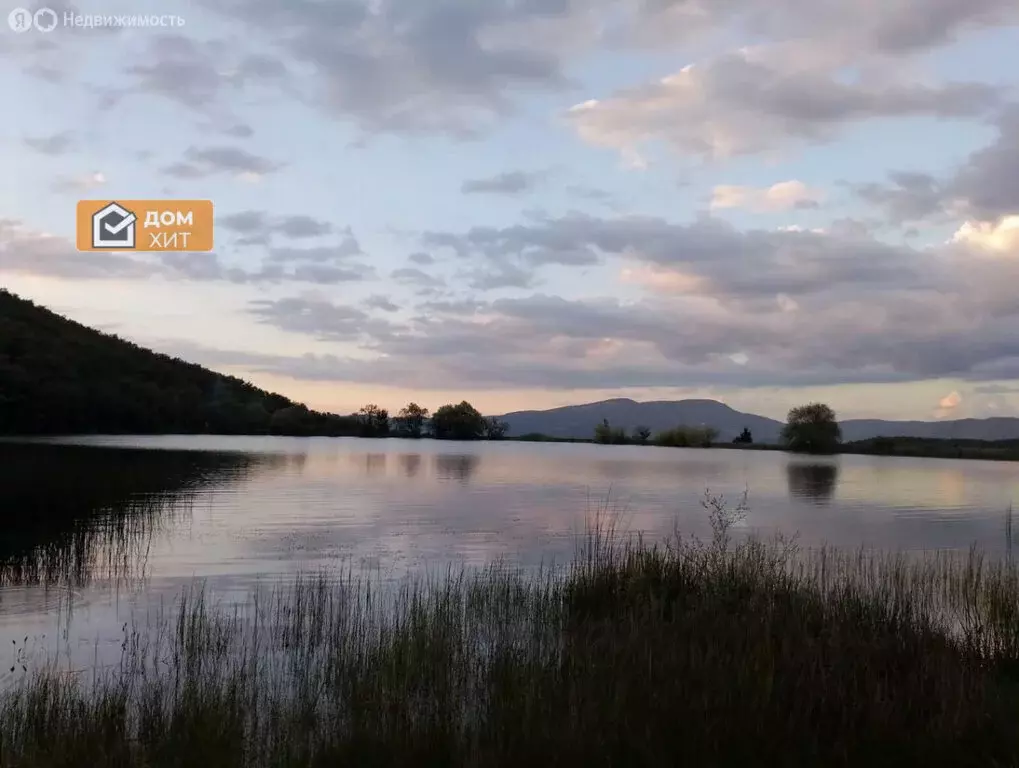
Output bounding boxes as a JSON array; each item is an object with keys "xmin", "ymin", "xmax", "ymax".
[
  {"xmin": 0, "ymin": 443, "xmax": 273, "ymax": 587},
  {"xmin": 398, "ymin": 453, "xmax": 422, "ymax": 478},
  {"xmin": 364, "ymin": 453, "xmax": 388, "ymax": 476},
  {"xmin": 786, "ymin": 461, "xmax": 840, "ymax": 504},
  {"xmin": 435, "ymin": 454, "xmax": 480, "ymax": 484}
]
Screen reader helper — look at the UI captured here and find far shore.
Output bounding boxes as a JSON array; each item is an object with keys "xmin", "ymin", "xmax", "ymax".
[
  {"xmin": 7, "ymin": 431, "xmax": 1018, "ymax": 463},
  {"xmin": 505, "ymin": 433, "xmax": 1019, "ymax": 462}
]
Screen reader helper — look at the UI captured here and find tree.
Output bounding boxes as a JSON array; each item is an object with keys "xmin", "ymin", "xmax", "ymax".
[
  {"xmin": 269, "ymin": 404, "xmax": 312, "ymax": 436},
  {"xmin": 594, "ymin": 418, "xmax": 628, "ymax": 444},
  {"xmin": 634, "ymin": 425, "xmax": 652, "ymax": 444},
  {"xmin": 484, "ymin": 417, "xmax": 509, "ymax": 440},
  {"xmin": 395, "ymin": 402, "xmax": 429, "ymax": 438},
  {"xmin": 733, "ymin": 427, "xmax": 753, "ymax": 444},
  {"xmin": 357, "ymin": 403, "xmax": 390, "ymax": 438},
  {"xmin": 781, "ymin": 403, "xmax": 841, "ymax": 454},
  {"xmin": 655, "ymin": 425, "xmax": 718, "ymax": 448},
  {"xmin": 431, "ymin": 401, "xmax": 487, "ymax": 440}
]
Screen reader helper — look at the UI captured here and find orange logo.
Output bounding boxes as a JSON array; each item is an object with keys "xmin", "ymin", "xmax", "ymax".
[{"xmin": 76, "ymin": 199, "xmax": 214, "ymax": 252}]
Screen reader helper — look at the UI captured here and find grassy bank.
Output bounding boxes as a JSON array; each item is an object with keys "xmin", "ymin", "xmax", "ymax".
[
  {"xmin": 511, "ymin": 432, "xmax": 1019, "ymax": 462},
  {"xmin": 840, "ymin": 436, "xmax": 1019, "ymax": 461},
  {"xmin": 4, "ymin": 503, "xmax": 1019, "ymax": 766}
]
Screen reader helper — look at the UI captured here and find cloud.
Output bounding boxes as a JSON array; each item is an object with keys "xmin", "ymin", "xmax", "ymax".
[
  {"xmin": 461, "ymin": 170, "xmax": 545, "ymax": 195},
  {"xmin": 408, "ymin": 252, "xmax": 435, "ymax": 265},
  {"xmin": 19, "ymin": 205, "xmax": 1014, "ymax": 395},
  {"xmin": 219, "ymin": 211, "xmax": 334, "ymax": 241},
  {"xmin": 24, "ymin": 132, "xmax": 74, "ymax": 155},
  {"xmin": 274, "ymin": 215, "xmax": 334, "ymax": 239},
  {"xmin": 268, "ymin": 241, "xmax": 364, "ymax": 263},
  {"xmin": 566, "ymin": 185, "xmax": 618, "ymax": 208},
  {"xmin": 50, "ymin": 171, "xmax": 107, "ymax": 193},
  {"xmin": 711, "ymin": 181, "xmax": 824, "ymax": 212},
  {"xmin": 365, "ymin": 295, "xmax": 400, "ymax": 313},
  {"xmin": 216, "ymin": 214, "xmax": 364, "ymax": 268},
  {"xmin": 567, "ymin": 49, "xmax": 1001, "ymax": 162},
  {"xmin": 950, "ymin": 105, "xmax": 1019, "ymax": 222},
  {"xmin": 852, "ymin": 171, "xmax": 952, "ymax": 223},
  {"xmin": 13, "ymin": 0, "xmax": 1018, "ymax": 140},
  {"xmin": 0, "ymin": 219, "xmax": 157, "ymax": 280},
  {"xmin": 123, "ymin": 34, "xmax": 230, "ymax": 107},
  {"xmin": 248, "ymin": 297, "xmax": 396, "ymax": 343},
  {"xmin": 854, "ymin": 106, "xmax": 1019, "ymax": 225},
  {"xmin": 426, "ymin": 213, "xmax": 917, "ymax": 298},
  {"xmin": 620, "ymin": 265, "xmax": 705, "ymax": 294},
  {"xmin": 391, "ymin": 267, "xmax": 445, "ymax": 289},
  {"xmin": 606, "ymin": 0, "xmax": 1019, "ymax": 58},
  {"xmin": 162, "ymin": 146, "xmax": 283, "ymax": 179},
  {"xmin": 461, "ymin": 260, "xmax": 536, "ymax": 291},
  {"xmin": 224, "ymin": 123, "xmax": 255, "ymax": 138},
  {"xmin": 194, "ymin": 0, "xmax": 574, "ymax": 137},
  {"xmin": 148, "ymin": 190, "xmax": 1019, "ymax": 393},
  {"xmin": 121, "ymin": 33, "xmax": 290, "ymax": 112},
  {"xmin": 276, "ymin": 211, "xmax": 1019, "ymax": 391},
  {"xmin": 0, "ymin": 220, "xmax": 370, "ymax": 286},
  {"xmin": 951, "ymin": 216, "xmax": 1019, "ymax": 253},
  {"xmin": 935, "ymin": 390, "xmax": 962, "ymax": 419},
  {"xmin": 974, "ymin": 384, "xmax": 1019, "ymax": 396},
  {"xmin": 423, "ymin": 222, "xmax": 602, "ymax": 268}
]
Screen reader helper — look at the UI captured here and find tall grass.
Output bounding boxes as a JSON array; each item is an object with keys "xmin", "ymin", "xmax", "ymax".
[{"xmin": 4, "ymin": 495, "xmax": 1019, "ymax": 766}]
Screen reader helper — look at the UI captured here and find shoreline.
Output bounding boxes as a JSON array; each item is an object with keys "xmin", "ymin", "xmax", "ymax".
[{"xmin": 4, "ymin": 430, "xmax": 1018, "ymax": 462}]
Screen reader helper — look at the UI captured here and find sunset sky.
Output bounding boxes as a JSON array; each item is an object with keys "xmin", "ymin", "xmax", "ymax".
[{"xmin": 2, "ymin": 0, "xmax": 1018, "ymax": 421}]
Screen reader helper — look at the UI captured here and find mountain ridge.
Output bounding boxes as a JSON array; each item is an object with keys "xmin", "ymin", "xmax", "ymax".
[{"xmin": 496, "ymin": 399, "xmax": 1019, "ymax": 443}]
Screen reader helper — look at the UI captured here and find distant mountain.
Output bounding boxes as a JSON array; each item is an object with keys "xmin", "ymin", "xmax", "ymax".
[
  {"xmin": 838, "ymin": 417, "xmax": 1019, "ymax": 442},
  {"xmin": 496, "ymin": 398, "xmax": 1019, "ymax": 443},
  {"xmin": 498, "ymin": 399, "xmax": 785, "ymax": 442}
]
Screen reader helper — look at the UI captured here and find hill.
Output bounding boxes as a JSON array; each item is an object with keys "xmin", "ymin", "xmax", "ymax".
[
  {"xmin": 498, "ymin": 398, "xmax": 785, "ymax": 442},
  {"xmin": 497, "ymin": 398, "xmax": 1019, "ymax": 443},
  {"xmin": 0, "ymin": 290, "xmax": 356, "ymax": 436},
  {"xmin": 838, "ymin": 417, "xmax": 1019, "ymax": 442}
]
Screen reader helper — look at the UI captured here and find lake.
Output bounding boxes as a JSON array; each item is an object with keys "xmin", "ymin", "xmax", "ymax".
[{"xmin": 1, "ymin": 435, "xmax": 1017, "ymax": 683}]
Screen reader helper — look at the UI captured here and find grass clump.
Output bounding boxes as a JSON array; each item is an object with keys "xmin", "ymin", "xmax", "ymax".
[
  {"xmin": 3, "ymin": 494, "xmax": 1019, "ymax": 766},
  {"xmin": 653, "ymin": 425, "xmax": 719, "ymax": 448}
]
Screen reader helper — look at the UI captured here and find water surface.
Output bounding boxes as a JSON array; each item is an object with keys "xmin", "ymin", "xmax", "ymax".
[{"xmin": 1, "ymin": 435, "xmax": 1016, "ymax": 682}]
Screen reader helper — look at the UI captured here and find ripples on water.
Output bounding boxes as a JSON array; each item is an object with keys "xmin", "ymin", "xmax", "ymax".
[{"xmin": 0, "ymin": 435, "xmax": 1017, "ymax": 680}]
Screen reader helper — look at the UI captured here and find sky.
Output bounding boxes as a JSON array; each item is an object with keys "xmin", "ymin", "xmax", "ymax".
[{"xmin": 1, "ymin": 0, "xmax": 1018, "ymax": 422}]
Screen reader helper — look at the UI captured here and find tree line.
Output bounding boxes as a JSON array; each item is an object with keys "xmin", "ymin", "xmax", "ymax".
[
  {"xmin": 349, "ymin": 401, "xmax": 509, "ymax": 441},
  {"xmin": 590, "ymin": 402, "xmax": 843, "ymax": 454},
  {"xmin": 592, "ymin": 420, "xmax": 723, "ymax": 447}
]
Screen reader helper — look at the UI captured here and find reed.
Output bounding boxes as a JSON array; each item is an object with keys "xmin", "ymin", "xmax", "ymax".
[{"xmin": 3, "ymin": 495, "xmax": 1019, "ymax": 767}]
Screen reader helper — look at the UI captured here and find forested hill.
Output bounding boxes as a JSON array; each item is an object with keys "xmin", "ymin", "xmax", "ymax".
[{"xmin": 0, "ymin": 290, "xmax": 356, "ymax": 436}]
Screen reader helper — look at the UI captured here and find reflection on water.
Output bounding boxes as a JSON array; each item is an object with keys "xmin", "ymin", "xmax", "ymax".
[
  {"xmin": 399, "ymin": 453, "xmax": 422, "ymax": 478},
  {"xmin": 0, "ymin": 435, "xmax": 1017, "ymax": 683},
  {"xmin": 786, "ymin": 461, "xmax": 840, "ymax": 504},
  {"xmin": 0, "ymin": 436, "xmax": 1015, "ymax": 600},
  {"xmin": 361, "ymin": 453, "xmax": 388, "ymax": 476},
  {"xmin": 436, "ymin": 453, "xmax": 480, "ymax": 484},
  {"xmin": 0, "ymin": 443, "xmax": 275, "ymax": 587}
]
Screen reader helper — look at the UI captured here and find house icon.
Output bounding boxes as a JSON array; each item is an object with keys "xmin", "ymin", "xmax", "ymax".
[{"xmin": 92, "ymin": 202, "xmax": 137, "ymax": 249}]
